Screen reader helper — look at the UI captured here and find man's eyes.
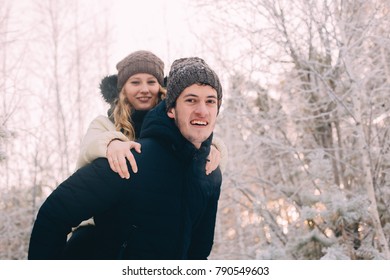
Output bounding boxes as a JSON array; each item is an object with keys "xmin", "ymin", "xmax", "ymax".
[{"xmin": 184, "ymin": 99, "xmax": 217, "ymax": 104}]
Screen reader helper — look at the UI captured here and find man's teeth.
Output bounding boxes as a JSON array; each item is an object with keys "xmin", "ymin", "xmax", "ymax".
[{"xmin": 191, "ymin": 120, "xmax": 207, "ymax": 126}]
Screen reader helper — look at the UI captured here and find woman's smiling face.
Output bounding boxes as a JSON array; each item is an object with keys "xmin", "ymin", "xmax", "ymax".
[{"xmin": 123, "ymin": 73, "xmax": 160, "ymax": 110}]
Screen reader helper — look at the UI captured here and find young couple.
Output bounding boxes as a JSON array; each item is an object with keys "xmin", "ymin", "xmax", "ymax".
[{"xmin": 28, "ymin": 51, "xmax": 226, "ymax": 260}]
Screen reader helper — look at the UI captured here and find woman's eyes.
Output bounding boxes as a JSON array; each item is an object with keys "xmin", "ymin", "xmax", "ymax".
[{"xmin": 130, "ymin": 80, "xmax": 157, "ymax": 85}]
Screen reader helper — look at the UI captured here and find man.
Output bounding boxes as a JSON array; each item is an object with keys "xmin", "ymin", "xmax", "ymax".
[{"xmin": 28, "ymin": 57, "xmax": 223, "ymax": 260}]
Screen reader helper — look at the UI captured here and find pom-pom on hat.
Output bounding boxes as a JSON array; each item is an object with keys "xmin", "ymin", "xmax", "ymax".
[
  {"xmin": 165, "ymin": 57, "xmax": 222, "ymax": 111},
  {"xmin": 116, "ymin": 50, "xmax": 164, "ymax": 90}
]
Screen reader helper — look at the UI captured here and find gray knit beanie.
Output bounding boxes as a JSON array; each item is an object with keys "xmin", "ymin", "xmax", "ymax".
[
  {"xmin": 165, "ymin": 57, "xmax": 222, "ymax": 111},
  {"xmin": 116, "ymin": 50, "xmax": 164, "ymax": 90}
]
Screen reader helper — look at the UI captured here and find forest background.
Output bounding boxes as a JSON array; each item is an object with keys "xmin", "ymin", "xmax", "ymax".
[{"xmin": 1, "ymin": 0, "xmax": 390, "ymax": 260}]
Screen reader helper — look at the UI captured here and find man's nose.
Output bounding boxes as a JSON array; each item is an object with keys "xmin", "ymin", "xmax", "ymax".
[{"xmin": 194, "ymin": 102, "xmax": 208, "ymax": 116}]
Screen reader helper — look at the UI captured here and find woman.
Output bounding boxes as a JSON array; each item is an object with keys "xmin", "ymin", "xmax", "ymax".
[{"xmin": 75, "ymin": 50, "xmax": 226, "ymax": 179}]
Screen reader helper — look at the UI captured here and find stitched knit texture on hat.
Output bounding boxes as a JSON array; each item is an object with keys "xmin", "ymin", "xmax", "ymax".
[
  {"xmin": 116, "ymin": 50, "xmax": 164, "ymax": 90},
  {"xmin": 165, "ymin": 57, "xmax": 222, "ymax": 111}
]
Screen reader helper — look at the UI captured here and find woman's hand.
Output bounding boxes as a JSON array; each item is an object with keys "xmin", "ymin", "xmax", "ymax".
[
  {"xmin": 106, "ymin": 140, "xmax": 141, "ymax": 179},
  {"xmin": 206, "ymin": 145, "xmax": 221, "ymax": 175}
]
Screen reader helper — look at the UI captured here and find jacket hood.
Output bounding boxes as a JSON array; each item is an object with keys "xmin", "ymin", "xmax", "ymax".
[
  {"xmin": 99, "ymin": 75, "xmax": 119, "ymax": 104},
  {"xmin": 140, "ymin": 100, "xmax": 212, "ymax": 162}
]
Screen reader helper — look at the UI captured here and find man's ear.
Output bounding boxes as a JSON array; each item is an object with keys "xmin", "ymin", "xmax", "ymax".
[{"xmin": 167, "ymin": 107, "xmax": 175, "ymax": 119}]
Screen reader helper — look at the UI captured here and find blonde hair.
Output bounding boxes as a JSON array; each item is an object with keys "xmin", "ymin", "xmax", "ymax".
[{"xmin": 112, "ymin": 85, "xmax": 166, "ymax": 140}]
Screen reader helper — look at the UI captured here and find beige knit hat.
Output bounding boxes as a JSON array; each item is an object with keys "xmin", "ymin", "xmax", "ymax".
[{"xmin": 116, "ymin": 50, "xmax": 164, "ymax": 90}]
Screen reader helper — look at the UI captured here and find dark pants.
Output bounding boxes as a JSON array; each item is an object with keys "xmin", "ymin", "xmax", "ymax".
[{"xmin": 62, "ymin": 225, "xmax": 97, "ymax": 260}]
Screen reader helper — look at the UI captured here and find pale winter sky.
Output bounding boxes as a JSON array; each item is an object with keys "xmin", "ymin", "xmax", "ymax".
[{"xmin": 110, "ymin": 0, "xmax": 205, "ymax": 73}]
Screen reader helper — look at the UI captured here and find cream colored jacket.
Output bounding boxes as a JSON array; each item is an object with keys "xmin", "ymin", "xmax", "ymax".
[
  {"xmin": 76, "ymin": 115, "xmax": 228, "ymax": 172},
  {"xmin": 75, "ymin": 115, "xmax": 129, "ymax": 170}
]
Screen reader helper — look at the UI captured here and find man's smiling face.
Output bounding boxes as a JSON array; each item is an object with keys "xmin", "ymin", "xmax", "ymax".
[{"xmin": 167, "ymin": 84, "xmax": 219, "ymax": 149}]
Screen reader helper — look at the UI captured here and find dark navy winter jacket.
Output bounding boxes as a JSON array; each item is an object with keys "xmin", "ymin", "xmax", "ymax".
[{"xmin": 28, "ymin": 100, "xmax": 222, "ymax": 259}]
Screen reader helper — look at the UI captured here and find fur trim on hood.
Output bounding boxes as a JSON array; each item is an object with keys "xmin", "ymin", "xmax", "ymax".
[{"xmin": 99, "ymin": 75, "xmax": 119, "ymax": 104}]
